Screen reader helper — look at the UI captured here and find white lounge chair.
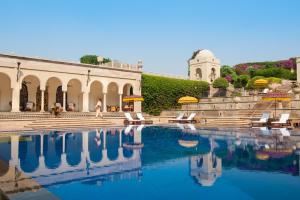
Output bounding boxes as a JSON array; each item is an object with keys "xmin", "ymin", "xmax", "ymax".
[
  {"xmin": 279, "ymin": 128, "xmax": 290, "ymax": 136},
  {"xmin": 187, "ymin": 124, "xmax": 196, "ymax": 131},
  {"xmin": 177, "ymin": 113, "xmax": 197, "ymax": 124},
  {"xmin": 124, "ymin": 125, "xmax": 134, "ymax": 135},
  {"xmin": 260, "ymin": 127, "xmax": 271, "ymax": 135},
  {"xmin": 124, "ymin": 112, "xmax": 141, "ymax": 125},
  {"xmin": 271, "ymin": 113, "xmax": 290, "ymax": 127},
  {"xmin": 137, "ymin": 124, "xmax": 145, "ymax": 132},
  {"xmin": 137, "ymin": 113, "xmax": 153, "ymax": 124},
  {"xmin": 169, "ymin": 113, "xmax": 185, "ymax": 123},
  {"xmin": 252, "ymin": 113, "xmax": 270, "ymax": 127}
]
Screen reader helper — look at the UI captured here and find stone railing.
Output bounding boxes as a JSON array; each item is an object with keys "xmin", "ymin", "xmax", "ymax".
[{"xmin": 102, "ymin": 60, "xmax": 142, "ymax": 71}]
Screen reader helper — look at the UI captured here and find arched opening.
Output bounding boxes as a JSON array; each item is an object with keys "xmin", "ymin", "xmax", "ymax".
[
  {"xmin": 88, "ymin": 130, "xmax": 103, "ymax": 163},
  {"xmin": 107, "ymin": 130, "xmax": 119, "ymax": 161},
  {"xmin": 45, "ymin": 77, "xmax": 63, "ymax": 112},
  {"xmin": 0, "ymin": 137, "xmax": 11, "ymax": 177},
  {"xmin": 44, "ymin": 132, "xmax": 62, "ymax": 169},
  {"xmin": 20, "ymin": 75, "xmax": 41, "ymax": 111},
  {"xmin": 67, "ymin": 79, "xmax": 82, "ymax": 112},
  {"xmin": 196, "ymin": 68, "xmax": 202, "ymax": 80},
  {"xmin": 19, "ymin": 135, "xmax": 40, "ymax": 173},
  {"xmin": 65, "ymin": 133, "xmax": 82, "ymax": 166},
  {"xmin": 122, "ymin": 84, "xmax": 134, "ymax": 112},
  {"xmin": 89, "ymin": 81, "xmax": 104, "ymax": 112},
  {"xmin": 0, "ymin": 73, "xmax": 12, "ymax": 112},
  {"xmin": 210, "ymin": 68, "xmax": 216, "ymax": 83},
  {"xmin": 107, "ymin": 82, "xmax": 119, "ymax": 112},
  {"xmin": 122, "ymin": 131, "xmax": 134, "ymax": 158}
]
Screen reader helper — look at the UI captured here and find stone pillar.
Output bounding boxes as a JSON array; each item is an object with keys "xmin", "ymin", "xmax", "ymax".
[
  {"xmin": 9, "ymin": 135, "xmax": 20, "ymax": 166},
  {"xmin": 119, "ymin": 131, "xmax": 122, "ymax": 147},
  {"xmin": 119, "ymin": 93, "xmax": 123, "ymax": 112},
  {"xmin": 82, "ymin": 131, "xmax": 89, "ymax": 157},
  {"xmin": 11, "ymin": 87, "xmax": 20, "ymax": 112},
  {"xmin": 40, "ymin": 90, "xmax": 45, "ymax": 112},
  {"xmin": 62, "ymin": 134, "xmax": 66, "ymax": 153},
  {"xmin": 296, "ymin": 57, "xmax": 300, "ymax": 83},
  {"xmin": 40, "ymin": 134, "xmax": 44, "ymax": 156},
  {"xmin": 62, "ymin": 91, "xmax": 66, "ymax": 112},
  {"xmin": 82, "ymin": 92, "xmax": 89, "ymax": 112},
  {"xmin": 103, "ymin": 93, "xmax": 107, "ymax": 112}
]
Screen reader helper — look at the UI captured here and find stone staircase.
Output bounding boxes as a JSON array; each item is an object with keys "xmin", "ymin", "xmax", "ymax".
[
  {"xmin": 204, "ymin": 118, "xmax": 251, "ymax": 127},
  {"xmin": 24, "ymin": 118, "xmax": 114, "ymax": 131}
]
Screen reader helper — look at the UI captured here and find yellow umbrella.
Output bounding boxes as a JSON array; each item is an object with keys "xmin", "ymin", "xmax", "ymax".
[
  {"xmin": 262, "ymin": 92, "xmax": 291, "ymax": 117},
  {"xmin": 123, "ymin": 95, "xmax": 144, "ymax": 102},
  {"xmin": 122, "ymin": 95, "xmax": 144, "ymax": 112},
  {"xmin": 254, "ymin": 79, "xmax": 268, "ymax": 86},
  {"xmin": 178, "ymin": 96, "xmax": 198, "ymax": 104},
  {"xmin": 178, "ymin": 96, "xmax": 199, "ymax": 114}
]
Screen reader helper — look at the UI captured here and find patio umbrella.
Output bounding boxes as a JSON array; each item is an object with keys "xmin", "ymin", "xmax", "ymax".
[
  {"xmin": 123, "ymin": 95, "xmax": 144, "ymax": 102},
  {"xmin": 254, "ymin": 79, "xmax": 268, "ymax": 88},
  {"xmin": 262, "ymin": 92, "xmax": 291, "ymax": 118},
  {"xmin": 178, "ymin": 96, "xmax": 199, "ymax": 114},
  {"xmin": 122, "ymin": 95, "xmax": 144, "ymax": 111}
]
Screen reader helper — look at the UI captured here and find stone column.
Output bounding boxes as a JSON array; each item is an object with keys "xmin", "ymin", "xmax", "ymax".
[
  {"xmin": 11, "ymin": 87, "xmax": 20, "ymax": 112},
  {"xmin": 40, "ymin": 134, "xmax": 44, "ymax": 156},
  {"xmin": 119, "ymin": 93, "xmax": 123, "ymax": 112},
  {"xmin": 82, "ymin": 92, "xmax": 89, "ymax": 112},
  {"xmin": 40, "ymin": 90, "xmax": 45, "ymax": 112},
  {"xmin": 62, "ymin": 91, "xmax": 66, "ymax": 112},
  {"xmin": 62, "ymin": 134, "xmax": 66, "ymax": 153},
  {"xmin": 9, "ymin": 135, "xmax": 20, "ymax": 166},
  {"xmin": 103, "ymin": 93, "xmax": 107, "ymax": 112}
]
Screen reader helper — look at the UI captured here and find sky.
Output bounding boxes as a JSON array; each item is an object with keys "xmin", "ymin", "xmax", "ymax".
[{"xmin": 0, "ymin": 0, "xmax": 300, "ymax": 76}]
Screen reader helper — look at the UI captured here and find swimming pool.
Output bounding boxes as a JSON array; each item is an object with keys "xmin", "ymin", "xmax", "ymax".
[{"xmin": 0, "ymin": 125, "xmax": 300, "ymax": 200}]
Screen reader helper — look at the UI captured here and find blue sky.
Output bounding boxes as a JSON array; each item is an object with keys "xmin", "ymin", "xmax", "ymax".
[{"xmin": 0, "ymin": 0, "xmax": 299, "ymax": 76}]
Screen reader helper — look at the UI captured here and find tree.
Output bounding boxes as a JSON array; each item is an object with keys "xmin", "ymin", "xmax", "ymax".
[
  {"xmin": 213, "ymin": 77, "xmax": 229, "ymax": 89},
  {"xmin": 80, "ymin": 55, "xmax": 99, "ymax": 65},
  {"xmin": 221, "ymin": 65, "xmax": 238, "ymax": 83},
  {"xmin": 234, "ymin": 75, "xmax": 249, "ymax": 88},
  {"xmin": 80, "ymin": 55, "xmax": 111, "ymax": 65}
]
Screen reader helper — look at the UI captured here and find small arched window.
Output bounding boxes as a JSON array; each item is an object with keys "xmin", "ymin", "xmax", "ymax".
[{"xmin": 196, "ymin": 68, "xmax": 202, "ymax": 79}]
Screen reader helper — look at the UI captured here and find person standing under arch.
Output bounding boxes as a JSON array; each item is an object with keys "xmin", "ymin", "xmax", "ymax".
[{"xmin": 95, "ymin": 98, "xmax": 103, "ymax": 118}]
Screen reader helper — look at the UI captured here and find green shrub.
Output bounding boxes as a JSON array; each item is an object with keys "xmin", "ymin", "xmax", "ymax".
[
  {"xmin": 245, "ymin": 76, "xmax": 265, "ymax": 90},
  {"xmin": 80, "ymin": 55, "xmax": 111, "ymax": 65},
  {"xmin": 80, "ymin": 55, "xmax": 99, "ymax": 65},
  {"xmin": 253, "ymin": 67, "xmax": 295, "ymax": 80},
  {"xmin": 212, "ymin": 77, "xmax": 229, "ymax": 89},
  {"xmin": 234, "ymin": 75, "xmax": 249, "ymax": 88},
  {"xmin": 266, "ymin": 77, "xmax": 282, "ymax": 84},
  {"xmin": 141, "ymin": 74, "xmax": 209, "ymax": 115}
]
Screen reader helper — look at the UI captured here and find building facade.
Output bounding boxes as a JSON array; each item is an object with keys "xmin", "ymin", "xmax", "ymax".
[
  {"xmin": 0, "ymin": 54, "xmax": 142, "ymax": 113},
  {"xmin": 188, "ymin": 49, "xmax": 220, "ymax": 83}
]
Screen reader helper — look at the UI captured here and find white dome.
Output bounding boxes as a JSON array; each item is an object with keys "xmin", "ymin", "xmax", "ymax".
[
  {"xmin": 190, "ymin": 49, "xmax": 215, "ymax": 60},
  {"xmin": 196, "ymin": 49, "xmax": 214, "ymax": 58}
]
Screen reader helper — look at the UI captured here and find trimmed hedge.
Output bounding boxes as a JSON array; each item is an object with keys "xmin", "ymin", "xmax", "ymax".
[{"xmin": 142, "ymin": 74, "xmax": 209, "ymax": 115}]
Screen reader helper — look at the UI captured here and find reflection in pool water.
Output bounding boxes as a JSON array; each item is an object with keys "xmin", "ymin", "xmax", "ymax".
[{"xmin": 0, "ymin": 126, "xmax": 300, "ymax": 199}]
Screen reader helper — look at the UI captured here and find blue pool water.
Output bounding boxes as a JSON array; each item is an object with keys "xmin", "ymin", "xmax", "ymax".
[{"xmin": 0, "ymin": 126, "xmax": 300, "ymax": 200}]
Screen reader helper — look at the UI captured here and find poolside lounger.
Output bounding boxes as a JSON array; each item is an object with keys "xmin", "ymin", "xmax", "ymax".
[
  {"xmin": 259, "ymin": 127, "xmax": 271, "ymax": 135},
  {"xmin": 137, "ymin": 112, "xmax": 153, "ymax": 124},
  {"xmin": 137, "ymin": 124, "xmax": 145, "ymax": 132},
  {"xmin": 279, "ymin": 128, "xmax": 290, "ymax": 137},
  {"xmin": 124, "ymin": 112, "xmax": 142, "ymax": 125},
  {"xmin": 187, "ymin": 124, "xmax": 196, "ymax": 131},
  {"xmin": 177, "ymin": 113, "xmax": 197, "ymax": 124},
  {"xmin": 169, "ymin": 113, "xmax": 185, "ymax": 123},
  {"xmin": 124, "ymin": 125, "xmax": 134, "ymax": 135},
  {"xmin": 251, "ymin": 113, "xmax": 270, "ymax": 127},
  {"xmin": 271, "ymin": 113, "xmax": 290, "ymax": 127}
]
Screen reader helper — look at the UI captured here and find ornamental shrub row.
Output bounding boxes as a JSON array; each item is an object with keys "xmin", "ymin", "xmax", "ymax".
[{"xmin": 142, "ymin": 74, "xmax": 209, "ymax": 115}]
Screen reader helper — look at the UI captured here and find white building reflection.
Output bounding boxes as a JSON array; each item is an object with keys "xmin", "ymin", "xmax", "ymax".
[
  {"xmin": 190, "ymin": 137, "xmax": 222, "ymax": 187},
  {"xmin": 0, "ymin": 126, "xmax": 143, "ymax": 195}
]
